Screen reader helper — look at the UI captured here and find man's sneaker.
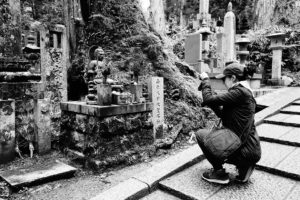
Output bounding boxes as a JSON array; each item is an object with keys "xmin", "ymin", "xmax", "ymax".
[
  {"xmin": 202, "ymin": 168, "xmax": 229, "ymax": 184},
  {"xmin": 236, "ymin": 165, "xmax": 255, "ymax": 183}
]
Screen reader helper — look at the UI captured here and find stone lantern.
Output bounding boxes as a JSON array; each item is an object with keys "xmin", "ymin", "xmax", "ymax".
[
  {"xmin": 198, "ymin": 19, "xmax": 212, "ymax": 52},
  {"xmin": 235, "ymin": 34, "xmax": 250, "ymax": 66},
  {"xmin": 266, "ymin": 32, "xmax": 286, "ymax": 85}
]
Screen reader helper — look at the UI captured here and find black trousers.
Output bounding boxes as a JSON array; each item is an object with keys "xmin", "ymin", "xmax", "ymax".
[{"xmin": 195, "ymin": 129, "xmax": 253, "ymax": 170}]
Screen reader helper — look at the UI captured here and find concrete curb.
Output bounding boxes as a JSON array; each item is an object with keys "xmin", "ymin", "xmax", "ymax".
[{"xmin": 89, "ymin": 145, "xmax": 204, "ymax": 200}]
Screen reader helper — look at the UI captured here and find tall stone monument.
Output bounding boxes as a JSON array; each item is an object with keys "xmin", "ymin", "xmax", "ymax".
[
  {"xmin": 216, "ymin": 18, "xmax": 225, "ymax": 70},
  {"xmin": 223, "ymin": 2, "xmax": 236, "ymax": 63},
  {"xmin": 199, "ymin": 0, "xmax": 211, "ymax": 23}
]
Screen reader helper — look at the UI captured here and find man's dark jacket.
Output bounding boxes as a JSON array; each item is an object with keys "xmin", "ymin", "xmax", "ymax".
[{"xmin": 199, "ymin": 80, "xmax": 261, "ymax": 165}]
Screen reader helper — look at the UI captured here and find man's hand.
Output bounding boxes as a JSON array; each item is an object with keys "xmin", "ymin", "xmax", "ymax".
[{"xmin": 200, "ymin": 72, "xmax": 209, "ymax": 80}]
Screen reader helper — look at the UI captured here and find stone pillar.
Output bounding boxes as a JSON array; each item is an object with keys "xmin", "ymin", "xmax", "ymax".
[
  {"xmin": 271, "ymin": 49, "xmax": 283, "ymax": 79},
  {"xmin": 40, "ymin": 24, "xmax": 69, "ymax": 138},
  {"xmin": 36, "ymin": 99, "xmax": 51, "ymax": 154},
  {"xmin": 223, "ymin": 2, "xmax": 236, "ymax": 63},
  {"xmin": 216, "ymin": 29, "xmax": 225, "ymax": 69},
  {"xmin": 180, "ymin": 0, "xmax": 187, "ymax": 28},
  {"xmin": 266, "ymin": 33, "xmax": 286, "ymax": 85},
  {"xmin": 148, "ymin": 77, "xmax": 164, "ymax": 139},
  {"xmin": 199, "ymin": 0, "xmax": 211, "ymax": 23}
]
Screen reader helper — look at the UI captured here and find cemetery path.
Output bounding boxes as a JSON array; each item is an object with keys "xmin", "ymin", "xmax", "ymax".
[{"xmin": 90, "ymin": 87, "xmax": 300, "ymax": 200}]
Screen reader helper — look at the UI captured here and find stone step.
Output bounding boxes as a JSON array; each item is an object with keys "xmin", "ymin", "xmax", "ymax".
[
  {"xmin": 292, "ymin": 100, "xmax": 300, "ymax": 105},
  {"xmin": 264, "ymin": 113, "xmax": 300, "ymax": 127},
  {"xmin": 280, "ymin": 105, "xmax": 300, "ymax": 115},
  {"xmin": 140, "ymin": 190, "xmax": 181, "ymax": 200},
  {"xmin": 257, "ymin": 141, "xmax": 300, "ymax": 180},
  {"xmin": 159, "ymin": 159, "xmax": 300, "ymax": 200},
  {"xmin": 257, "ymin": 123, "xmax": 300, "ymax": 147},
  {"xmin": 0, "ymin": 161, "xmax": 77, "ymax": 188}
]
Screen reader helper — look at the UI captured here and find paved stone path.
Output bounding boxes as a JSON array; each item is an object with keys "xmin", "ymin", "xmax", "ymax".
[
  {"xmin": 90, "ymin": 88, "xmax": 300, "ymax": 200},
  {"xmin": 140, "ymin": 100, "xmax": 300, "ymax": 200}
]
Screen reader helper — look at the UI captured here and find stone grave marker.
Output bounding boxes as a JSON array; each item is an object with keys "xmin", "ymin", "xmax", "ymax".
[
  {"xmin": 223, "ymin": 2, "xmax": 236, "ymax": 63},
  {"xmin": 185, "ymin": 32, "xmax": 202, "ymax": 70},
  {"xmin": 148, "ymin": 77, "xmax": 164, "ymax": 139}
]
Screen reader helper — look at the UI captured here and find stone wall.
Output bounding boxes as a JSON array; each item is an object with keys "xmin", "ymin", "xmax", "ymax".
[{"xmin": 60, "ymin": 105, "xmax": 153, "ymax": 168}]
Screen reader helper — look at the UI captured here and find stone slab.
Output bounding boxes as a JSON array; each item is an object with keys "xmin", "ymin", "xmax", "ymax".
[
  {"xmin": 185, "ymin": 33, "xmax": 202, "ymax": 64},
  {"xmin": 159, "ymin": 160, "xmax": 223, "ymax": 200},
  {"xmin": 141, "ymin": 190, "xmax": 181, "ymax": 200},
  {"xmin": 265, "ymin": 113, "xmax": 293, "ymax": 122},
  {"xmin": 160, "ymin": 159, "xmax": 297, "ymax": 200},
  {"xmin": 0, "ymin": 161, "xmax": 77, "ymax": 187},
  {"xmin": 256, "ymin": 124, "xmax": 293, "ymax": 139},
  {"xmin": 61, "ymin": 101, "xmax": 153, "ymax": 117},
  {"xmin": 255, "ymin": 88, "xmax": 300, "ymax": 126},
  {"xmin": 133, "ymin": 145, "xmax": 203, "ymax": 190},
  {"xmin": 283, "ymin": 115, "xmax": 300, "ymax": 126},
  {"xmin": 207, "ymin": 170, "xmax": 297, "ymax": 200},
  {"xmin": 285, "ymin": 183, "xmax": 300, "ymax": 200},
  {"xmin": 258, "ymin": 141, "xmax": 296, "ymax": 168},
  {"xmin": 279, "ymin": 128, "xmax": 300, "ymax": 144},
  {"xmin": 90, "ymin": 178, "xmax": 149, "ymax": 200},
  {"xmin": 276, "ymin": 148, "xmax": 300, "ymax": 177},
  {"xmin": 281, "ymin": 105, "xmax": 300, "ymax": 114}
]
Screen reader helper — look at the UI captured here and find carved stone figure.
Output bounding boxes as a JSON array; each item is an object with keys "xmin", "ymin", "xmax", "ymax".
[{"xmin": 85, "ymin": 46, "xmax": 106, "ymax": 105}]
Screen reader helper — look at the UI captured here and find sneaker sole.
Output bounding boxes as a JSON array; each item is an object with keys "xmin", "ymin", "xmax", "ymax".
[
  {"xmin": 201, "ymin": 174, "xmax": 230, "ymax": 185},
  {"xmin": 237, "ymin": 166, "xmax": 255, "ymax": 183}
]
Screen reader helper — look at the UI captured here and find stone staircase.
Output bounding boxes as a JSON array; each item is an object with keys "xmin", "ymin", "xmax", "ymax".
[
  {"xmin": 90, "ymin": 89, "xmax": 300, "ymax": 200},
  {"xmin": 256, "ymin": 100, "xmax": 300, "ymax": 181},
  {"xmin": 141, "ymin": 99, "xmax": 300, "ymax": 200}
]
